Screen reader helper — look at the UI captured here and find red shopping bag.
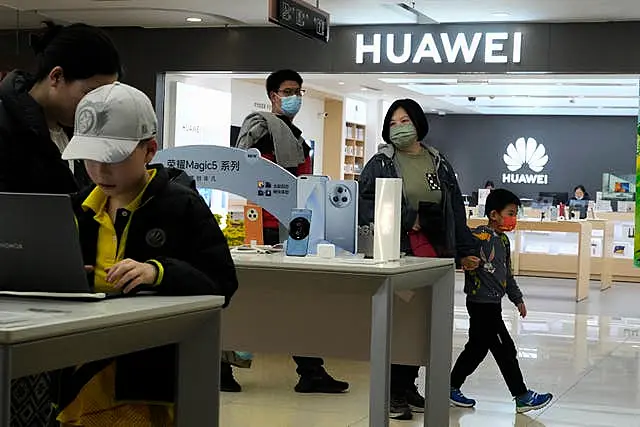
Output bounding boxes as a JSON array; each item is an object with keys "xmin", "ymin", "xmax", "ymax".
[{"xmin": 408, "ymin": 230, "xmax": 438, "ymax": 258}]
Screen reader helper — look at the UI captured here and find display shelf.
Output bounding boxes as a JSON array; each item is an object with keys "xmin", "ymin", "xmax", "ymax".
[
  {"xmin": 467, "ymin": 218, "xmax": 593, "ymax": 301},
  {"xmin": 344, "ymin": 122, "xmax": 365, "ymax": 181},
  {"xmin": 468, "ymin": 216, "xmax": 640, "ymax": 285}
]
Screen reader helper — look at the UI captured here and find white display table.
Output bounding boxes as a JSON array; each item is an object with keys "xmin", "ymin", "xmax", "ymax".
[
  {"xmin": 0, "ymin": 295, "xmax": 224, "ymax": 427},
  {"xmin": 468, "ymin": 218, "xmax": 594, "ymax": 301},
  {"xmin": 226, "ymin": 254, "xmax": 455, "ymax": 427}
]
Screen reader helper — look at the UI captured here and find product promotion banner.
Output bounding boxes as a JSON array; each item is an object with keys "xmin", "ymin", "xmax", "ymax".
[
  {"xmin": 635, "ymin": 121, "xmax": 640, "ymax": 267},
  {"xmin": 154, "ymin": 146, "xmax": 297, "ymax": 226}
]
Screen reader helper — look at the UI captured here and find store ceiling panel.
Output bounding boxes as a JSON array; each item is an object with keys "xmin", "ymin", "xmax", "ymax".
[
  {"xmin": 178, "ymin": 72, "xmax": 640, "ymax": 116},
  {"xmin": 0, "ymin": 5, "xmax": 47, "ymax": 29},
  {"xmin": 2, "ymin": 0, "xmax": 640, "ymax": 28}
]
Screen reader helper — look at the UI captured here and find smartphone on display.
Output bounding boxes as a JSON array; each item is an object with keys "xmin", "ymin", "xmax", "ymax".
[
  {"xmin": 286, "ymin": 208, "xmax": 312, "ymax": 257},
  {"xmin": 297, "ymin": 175, "xmax": 328, "ymax": 253},
  {"xmin": 325, "ymin": 180, "xmax": 359, "ymax": 254},
  {"xmin": 244, "ymin": 204, "xmax": 264, "ymax": 246}
]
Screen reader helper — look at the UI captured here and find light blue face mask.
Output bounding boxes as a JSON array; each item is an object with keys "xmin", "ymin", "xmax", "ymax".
[{"xmin": 280, "ymin": 95, "xmax": 302, "ymax": 117}]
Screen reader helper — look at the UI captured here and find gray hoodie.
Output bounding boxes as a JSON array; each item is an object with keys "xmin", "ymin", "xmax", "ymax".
[{"xmin": 236, "ymin": 112, "xmax": 305, "ymax": 168}]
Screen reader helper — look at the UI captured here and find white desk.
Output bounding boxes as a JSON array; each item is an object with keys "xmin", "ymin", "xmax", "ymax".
[
  {"xmin": 225, "ymin": 254, "xmax": 455, "ymax": 427},
  {"xmin": 0, "ymin": 295, "xmax": 224, "ymax": 427}
]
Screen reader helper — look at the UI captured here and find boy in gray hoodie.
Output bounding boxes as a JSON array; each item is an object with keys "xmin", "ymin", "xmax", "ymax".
[{"xmin": 449, "ymin": 189, "xmax": 553, "ymax": 414}]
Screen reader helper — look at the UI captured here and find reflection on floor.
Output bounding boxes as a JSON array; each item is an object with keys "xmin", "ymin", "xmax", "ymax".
[{"xmin": 222, "ymin": 275, "xmax": 640, "ymax": 426}]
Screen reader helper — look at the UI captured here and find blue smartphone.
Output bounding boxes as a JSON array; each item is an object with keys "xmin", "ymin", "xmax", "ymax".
[
  {"xmin": 325, "ymin": 181, "xmax": 359, "ymax": 254},
  {"xmin": 297, "ymin": 175, "xmax": 328, "ymax": 254},
  {"xmin": 286, "ymin": 208, "xmax": 312, "ymax": 257}
]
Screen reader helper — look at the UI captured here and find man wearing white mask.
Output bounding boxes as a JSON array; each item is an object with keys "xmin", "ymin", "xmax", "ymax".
[{"xmin": 233, "ymin": 70, "xmax": 349, "ymax": 395}]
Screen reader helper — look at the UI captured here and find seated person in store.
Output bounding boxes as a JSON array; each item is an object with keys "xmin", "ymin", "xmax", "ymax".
[
  {"xmin": 55, "ymin": 82, "xmax": 238, "ymax": 426},
  {"xmin": 484, "ymin": 180, "xmax": 495, "ymax": 190},
  {"xmin": 358, "ymin": 98, "xmax": 480, "ymax": 421},
  {"xmin": 571, "ymin": 185, "xmax": 590, "ymax": 201},
  {"xmin": 450, "ymin": 189, "xmax": 553, "ymax": 414},
  {"xmin": 233, "ymin": 69, "xmax": 348, "ymax": 395}
]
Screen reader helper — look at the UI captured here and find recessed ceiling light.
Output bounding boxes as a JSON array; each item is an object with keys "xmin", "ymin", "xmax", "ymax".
[
  {"xmin": 338, "ymin": 82, "xmax": 345, "ymax": 85},
  {"xmin": 186, "ymin": 17, "xmax": 203, "ymax": 23},
  {"xmin": 360, "ymin": 87, "xmax": 368, "ymax": 91},
  {"xmin": 492, "ymin": 12, "xmax": 510, "ymax": 17}
]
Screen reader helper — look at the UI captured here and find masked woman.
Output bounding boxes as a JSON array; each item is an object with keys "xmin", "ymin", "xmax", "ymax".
[{"xmin": 358, "ymin": 98, "xmax": 479, "ymax": 421}]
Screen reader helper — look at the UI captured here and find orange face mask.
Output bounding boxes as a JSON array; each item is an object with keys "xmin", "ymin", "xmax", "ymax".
[{"xmin": 499, "ymin": 216, "xmax": 517, "ymax": 232}]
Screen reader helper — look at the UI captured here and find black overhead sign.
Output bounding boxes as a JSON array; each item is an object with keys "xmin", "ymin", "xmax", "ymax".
[{"xmin": 269, "ymin": 0, "xmax": 330, "ymax": 43}]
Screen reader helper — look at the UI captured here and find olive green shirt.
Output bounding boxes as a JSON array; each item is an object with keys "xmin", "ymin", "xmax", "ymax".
[{"xmin": 395, "ymin": 148, "xmax": 443, "ymax": 210}]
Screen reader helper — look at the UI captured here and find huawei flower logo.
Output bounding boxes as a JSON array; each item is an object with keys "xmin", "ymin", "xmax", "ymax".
[{"xmin": 503, "ymin": 137, "xmax": 548, "ymax": 173}]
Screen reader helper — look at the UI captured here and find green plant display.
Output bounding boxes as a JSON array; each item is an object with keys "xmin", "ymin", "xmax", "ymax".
[{"xmin": 214, "ymin": 213, "xmax": 245, "ymax": 247}]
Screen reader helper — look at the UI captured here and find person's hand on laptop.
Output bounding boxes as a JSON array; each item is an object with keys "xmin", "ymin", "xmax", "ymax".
[{"xmin": 106, "ymin": 259, "xmax": 158, "ymax": 294}]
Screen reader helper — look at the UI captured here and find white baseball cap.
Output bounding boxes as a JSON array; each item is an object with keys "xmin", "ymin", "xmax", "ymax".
[{"xmin": 62, "ymin": 82, "xmax": 158, "ymax": 164}]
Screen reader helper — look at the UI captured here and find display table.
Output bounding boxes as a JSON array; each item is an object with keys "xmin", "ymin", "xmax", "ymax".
[
  {"xmin": 225, "ymin": 254, "xmax": 455, "ymax": 427},
  {"xmin": 467, "ymin": 219, "xmax": 593, "ymax": 301},
  {"xmin": 593, "ymin": 212, "xmax": 640, "ymax": 282},
  {"xmin": 0, "ymin": 296, "xmax": 224, "ymax": 427}
]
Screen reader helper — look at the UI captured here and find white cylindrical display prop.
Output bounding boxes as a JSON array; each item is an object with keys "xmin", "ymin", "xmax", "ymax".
[{"xmin": 374, "ymin": 178, "xmax": 402, "ymax": 262}]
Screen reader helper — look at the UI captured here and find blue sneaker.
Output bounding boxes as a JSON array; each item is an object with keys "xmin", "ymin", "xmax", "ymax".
[
  {"xmin": 516, "ymin": 390, "xmax": 553, "ymax": 414},
  {"xmin": 450, "ymin": 388, "xmax": 476, "ymax": 408}
]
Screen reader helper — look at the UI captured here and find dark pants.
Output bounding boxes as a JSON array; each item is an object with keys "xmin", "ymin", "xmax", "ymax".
[
  {"xmin": 390, "ymin": 364, "xmax": 419, "ymax": 395},
  {"xmin": 451, "ymin": 301, "xmax": 528, "ymax": 397}
]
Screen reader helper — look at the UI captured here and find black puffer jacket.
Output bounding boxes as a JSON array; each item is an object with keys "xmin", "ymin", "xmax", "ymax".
[
  {"xmin": 54, "ymin": 164, "xmax": 237, "ymax": 411},
  {"xmin": 358, "ymin": 143, "xmax": 475, "ymax": 259},
  {"xmin": 0, "ymin": 71, "xmax": 83, "ymax": 194}
]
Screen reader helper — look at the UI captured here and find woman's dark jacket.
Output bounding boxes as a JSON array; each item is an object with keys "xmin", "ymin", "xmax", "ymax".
[
  {"xmin": 0, "ymin": 71, "xmax": 85, "ymax": 193},
  {"xmin": 358, "ymin": 143, "xmax": 475, "ymax": 258}
]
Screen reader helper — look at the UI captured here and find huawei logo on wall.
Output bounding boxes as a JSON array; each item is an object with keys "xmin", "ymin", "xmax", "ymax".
[{"xmin": 502, "ymin": 137, "xmax": 549, "ymax": 185}]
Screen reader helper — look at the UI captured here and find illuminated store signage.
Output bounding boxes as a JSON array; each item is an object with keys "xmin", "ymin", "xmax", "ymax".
[
  {"xmin": 502, "ymin": 137, "xmax": 549, "ymax": 185},
  {"xmin": 355, "ymin": 32, "xmax": 522, "ymax": 65}
]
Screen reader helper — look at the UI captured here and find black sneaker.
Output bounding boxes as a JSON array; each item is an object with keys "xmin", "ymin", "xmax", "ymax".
[
  {"xmin": 294, "ymin": 370, "xmax": 349, "ymax": 394},
  {"xmin": 406, "ymin": 385, "xmax": 425, "ymax": 413},
  {"xmin": 390, "ymin": 394, "xmax": 413, "ymax": 420}
]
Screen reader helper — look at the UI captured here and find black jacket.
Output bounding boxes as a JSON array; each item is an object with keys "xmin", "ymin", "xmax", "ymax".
[
  {"xmin": 55, "ymin": 165, "xmax": 238, "ymax": 411},
  {"xmin": 0, "ymin": 71, "xmax": 82, "ymax": 194},
  {"xmin": 358, "ymin": 143, "xmax": 475, "ymax": 258}
]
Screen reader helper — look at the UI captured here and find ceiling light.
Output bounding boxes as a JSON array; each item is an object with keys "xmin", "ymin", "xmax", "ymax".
[
  {"xmin": 186, "ymin": 17, "xmax": 203, "ymax": 23},
  {"xmin": 360, "ymin": 87, "xmax": 368, "ymax": 91},
  {"xmin": 338, "ymin": 82, "xmax": 345, "ymax": 85},
  {"xmin": 492, "ymin": 12, "xmax": 510, "ymax": 17}
]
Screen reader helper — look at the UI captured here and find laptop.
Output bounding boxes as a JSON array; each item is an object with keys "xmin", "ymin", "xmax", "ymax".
[{"xmin": 0, "ymin": 192, "xmax": 128, "ymax": 300}]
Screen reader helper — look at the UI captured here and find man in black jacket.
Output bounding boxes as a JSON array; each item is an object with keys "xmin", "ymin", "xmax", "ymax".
[{"xmin": 54, "ymin": 82, "xmax": 237, "ymax": 425}]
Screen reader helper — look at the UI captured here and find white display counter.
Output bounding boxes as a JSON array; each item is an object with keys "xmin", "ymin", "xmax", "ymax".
[
  {"xmin": 224, "ymin": 254, "xmax": 456, "ymax": 427},
  {"xmin": 0, "ymin": 296, "xmax": 224, "ymax": 427}
]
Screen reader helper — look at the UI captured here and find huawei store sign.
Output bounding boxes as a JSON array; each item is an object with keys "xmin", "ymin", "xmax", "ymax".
[
  {"xmin": 355, "ymin": 32, "xmax": 523, "ymax": 65},
  {"xmin": 502, "ymin": 137, "xmax": 549, "ymax": 185}
]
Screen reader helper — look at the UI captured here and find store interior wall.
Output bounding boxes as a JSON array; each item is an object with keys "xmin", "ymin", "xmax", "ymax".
[
  {"xmin": 162, "ymin": 74, "xmax": 326, "ymax": 175},
  {"xmin": 425, "ymin": 114, "xmax": 637, "ymax": 197}
]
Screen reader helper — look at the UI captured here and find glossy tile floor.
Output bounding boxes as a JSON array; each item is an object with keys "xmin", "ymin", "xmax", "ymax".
[{"xmin": 222, "ymin": 275, "xmax": 640, "ymax": 426}]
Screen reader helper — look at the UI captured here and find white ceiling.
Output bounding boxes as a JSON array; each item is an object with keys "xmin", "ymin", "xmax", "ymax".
[
  {"xmin": 3, "ymin": 0, "xmax": 640, "ymax": 28},
  {"xmin": 176, "ymin": 72, "xmax": 640, "ymax": 116}
]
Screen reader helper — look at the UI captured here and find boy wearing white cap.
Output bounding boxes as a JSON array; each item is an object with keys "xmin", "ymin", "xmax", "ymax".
[{"xmin": 55, "ymin": 82, "xmax": 238, "ymax": 426}]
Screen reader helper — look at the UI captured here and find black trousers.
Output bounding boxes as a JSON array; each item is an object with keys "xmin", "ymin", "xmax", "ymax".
[
  {"xmin": 450, "ymin": 301, "xmax": 528, "ymax": 397},
  {"xmin": 390, "ymin": 364, "xmax": 419, "ymax": 395}
]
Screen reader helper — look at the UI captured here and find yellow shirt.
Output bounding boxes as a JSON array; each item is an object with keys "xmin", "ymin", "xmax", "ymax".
[
  {"xmin": 59, "ymin": 169, "xmax": 172, "ymax": 427},
  {"xmin": 80, "ymin": 169, "xmax": 162, "ymax": 293}
]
